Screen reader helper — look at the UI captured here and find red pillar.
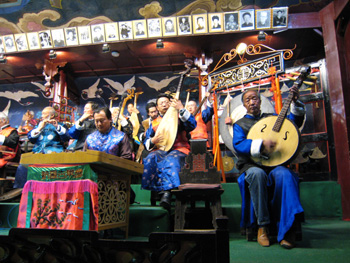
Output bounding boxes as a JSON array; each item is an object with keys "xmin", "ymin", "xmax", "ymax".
[{"xmin": 320, "ymin": 1, "xmax": 350, "ymax": 220}]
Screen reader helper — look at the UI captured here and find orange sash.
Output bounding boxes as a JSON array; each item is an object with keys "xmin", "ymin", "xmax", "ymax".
[
  {"xmin": 0, "ymin": 127, "xmax": 18, "ymax": 168},
  {"xmin": 152, "ymin": 116, "xmax": 190, "ymax": 154}
]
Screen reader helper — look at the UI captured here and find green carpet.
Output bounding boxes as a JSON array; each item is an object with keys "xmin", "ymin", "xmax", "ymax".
[{"xmin": 229, "ymin": 218, "xmax": 350, "ymax": 263}]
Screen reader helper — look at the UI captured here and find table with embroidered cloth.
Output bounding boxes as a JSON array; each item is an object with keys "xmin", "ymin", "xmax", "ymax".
[{"xmin": 17, "ymin": 150, "xmax": 144, "ymax": 237}]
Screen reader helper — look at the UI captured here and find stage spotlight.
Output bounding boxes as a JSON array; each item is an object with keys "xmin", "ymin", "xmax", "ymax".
[
  {"xmin": 49, "ymin": 50, "xmax": 57, "ymax": 59},
  {"xmin": 156, "ymin": 39, "xmax": 164, "ymax": 49},
  {"xmin": 258, "ymin": 31, "xmax": 267, "ymax": 41},
  {"xmin": 102, "ymin": 43, "xmax": 110, "ymax": 53},
  {"xmin": 0, "ymin": 54, "xmax": 7, "ymax": 64}
]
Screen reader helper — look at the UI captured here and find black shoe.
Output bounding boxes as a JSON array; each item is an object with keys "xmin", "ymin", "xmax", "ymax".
[{"xmin": 160, "ymin": 191, "xmax": 171, "ymax": 210}]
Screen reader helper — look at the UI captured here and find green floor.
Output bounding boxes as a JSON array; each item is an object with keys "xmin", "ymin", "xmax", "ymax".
[{"xmin": 229, "ymin": 218, "xmax": 350, "ymax": 263}]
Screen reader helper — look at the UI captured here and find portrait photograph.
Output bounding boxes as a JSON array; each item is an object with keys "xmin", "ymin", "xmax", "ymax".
[
  {"xmin": 14, "ymin": 33, "xmax": 29, "ymax": 51},
  {"xmin": 256, "ymin": 9, "xmax": 271, "ymax": 29},
  {"xmin": 147, "ymin": 18, "xmax": 162, "ymax": 38},
  {"xmin": 78, "ymin": 26, "xmax": 92, "ymax": 45},
  {"xmin": 133, "ymin": 19, "xmax": 147, "ymax": 39},
  {"xmin": 272, "ymin": 7, "xmax": 288, "ymax": 28},
  {"xmin": 208, "ymin": 13, "xmax": 224, "ymax": 32},
  {"xmin": 38, "ymin": 30, "xmax": 53, "ymax": 49},
  {"xmin": 91, "ymin": 24, "xmax": 105, "ymax": 43},
  {"xmin": 0, "ymin": 37, "xmax": 5, "ymax": 53},
  {"xmin": 239, "ymin": 9, "xmax": 255, "ymax": 30},
  {"xmin": 65, "ymin": 27, "xmax": 79, "ymax": 46},
  {"xmin": 3, "ymin": 34, "xmax": 17, "ymax": 53},
  {"xmin": 51, "ymin": 28, "xmax": 66, "ymax": 48},
  {"xmin": 119, "ymin": 21, "xmax": 133, "ymax": 40},
  {"xmin": 162, "ymin": 17, "xmax": 177, "ymax": 36},
  {"xmin": 27, "ymin": 32, "xmax": 41, "ymax": 50},
  {"xmin": 178, "ymin": 15, "xmax": 192, "ymax": 35},
  {"xmin": 193, "ymin": 14, "xmax": 208, "ymax": 34},
  {"xmin": 224, "ymin": 12, "xmax": 239, "ymax": 32},
  {"xmin": 105, "ymin": 22, "xmax": 119, "ymax": 42}
]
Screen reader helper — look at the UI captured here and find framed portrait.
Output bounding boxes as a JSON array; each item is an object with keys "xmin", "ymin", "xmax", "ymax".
[
  {"xmin": 51, "ymin": 28, "xmax": 66, "ymax": 48},
  {"xmin": 133, "ymin": 19, "xmax": 147, "ymax": 39},
  {"xmin": 208, "ymin": 13, "xmax": 224, "ymax": 32},
  {"xmin": 91, "ymin": 24, "xmax": 105, "ymax": 43},
  {"xmin": 224, "ymin": 12, "xmax": 239, "ymax": 32},
  {"xmin": 27, "ymin": 32, "xmax": 41, "ymax": 50},
  {"xmin": 64, "ymin": 27, "xmax": 79, "ymax": 46},
  {"xmin": 119, "ymin": 21, "xmax": 133, "ymax": 40},
  {"xmin": 162, "ymin": 17, "xmax": 177, "ymax": 36},
  {"xmin": 256, "ymin": 9, "xmax": 271, "ymax": 29},
  {"xmin": 193, "ymin": 14, "xmax": 208, "ymax": 34},
  {"xmin": 38, "ymin": 30, "xmax": 53, "ymax": 49},
  {"xmin": 239, "ymin": 9, "xmax": 255, "ymax": 30},
  {"xmin": 0, "ymin": 37, "xmax": 5, "ymax": 54},
  {"xmin": 105, "ymin": 22, "xmax": 119, "ymax": 42},
  {"xmin": 14, "ymin": 33, "xmax": 29, "ymax": 51},
  {"xmin": 147, "ymin": 18, "xmax": 162, "ymax": 38},
  {"xmin": 177, "ymin": 15, "xmax": 192, "ymax": 35},
  {"xmin": 272, "ymin": 7, "xmax": 288, "ymax": 28},
  {"xmin": 78, "ymin": 26, "xmax": 92, "ymax": 45},
  {"xmin": 3, "ymin": 35, "xmax": 17, "ymax": 53}
]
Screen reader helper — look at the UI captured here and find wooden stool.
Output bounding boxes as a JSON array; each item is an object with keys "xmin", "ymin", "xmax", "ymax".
[{"xmin": 172, "ymin": 183, "xmax": 224, "ymax": 230}]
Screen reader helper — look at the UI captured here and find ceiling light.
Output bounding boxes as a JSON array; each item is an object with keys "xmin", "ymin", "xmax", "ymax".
[
  {"xmin": 156, "ymin": 39, "xmax": 164, "ymax": 49},
  {"xmin": 0, "ymin": 54, "xmax": 7, "ymax": 64},
  {"xmin": 236, "ymin": 43, "xmax": 247, "ymax": 55},
  {"xmin": 102, "ymin": 43, "xmax": 110, "ymax": 53},
  {"xmin": 111, "ymin": 51, "xmax": 120, "ymax": 57},
  {"xmin": 258, "ymin": 31, "xmax": 267, "ymax": 41},
  {"xmin": 49, "ymin": 50, "xmax": 57, "ymax": 59}
]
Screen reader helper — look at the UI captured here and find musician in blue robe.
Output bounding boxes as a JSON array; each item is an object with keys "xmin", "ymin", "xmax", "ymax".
[
  {"xmin": 68, "ymin": 101, "xmax": 98, "ymax": 151},
  {"xmin": 14, "ymin": 106, "xmax": 70, "ymax": 188},
  {"xmin": 142, "ymin": 94, "xmax": 196, "ymax": 209},
  {"xmin": 85, "ymin": 107, "xmax": 132, "ymax": 160},
  {"xmin": 233, "ymin": 87, "xmax": 305, "ymax": 249},
  {"xmin": 28, "ymin": 106, "xmax": 70, "ymax": 153}
]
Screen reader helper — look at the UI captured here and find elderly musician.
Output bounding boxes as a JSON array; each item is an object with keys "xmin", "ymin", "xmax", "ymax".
[
  {"xmin": 233, "ymin": 87, "xmax": 305, "ymax": 249},
  {"xmin": 68, "ymin": 101, "xmax": 98, "ymax": 151},
  {"xmin": 141, "ymin": 94, "xmax": 196, "ymax": 209},
  {"xmin": 85, "ymin": 107, "xmax": 132, "ymax": 160},
  {"xmin": 186, "ymin": 92, "xmax": 214, "ymax": 142},
  {"xmin": 0, "ymin": 112, "xmax": 20, "ymax": 170},
  {"xmin": 14, "ymin": 106, "xmax": 70, "ymax": 189},
  {"xmin": 28, "ymin": 106, "xmax": 70, "ymax": 154}
]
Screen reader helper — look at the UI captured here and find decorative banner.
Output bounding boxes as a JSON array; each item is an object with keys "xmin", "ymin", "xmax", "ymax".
[
  {"xmin": 27, "ymin": 164, "xmax": 98, "ymax": 182},
  {"xmin": 209, "ymin": 52, "xmax": 285, "ymax": 89}
]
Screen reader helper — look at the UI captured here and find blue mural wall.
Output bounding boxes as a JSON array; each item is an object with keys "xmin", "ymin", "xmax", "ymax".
[{"xmin": 0, "ymin": 71, "xmax": 199, "ymax": 128}]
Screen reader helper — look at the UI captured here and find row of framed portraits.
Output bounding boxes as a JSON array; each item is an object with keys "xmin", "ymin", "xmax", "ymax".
[{"xmin": 0, "ymin": 7, "xmax": 288, "ymax": 54}]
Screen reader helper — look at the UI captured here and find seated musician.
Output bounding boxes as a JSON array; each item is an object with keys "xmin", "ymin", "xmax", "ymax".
[
  {"xmin": 137, "ymin": 102, "xmax": 158, "ymax": 160},
  {"xmin": 232, "ymin": 87, "xmax": 305, "ymax": 249},
  {"xmin": 18, "ymin": 110, "xmax": 37, "ymax": 135},
  {"xmin": 28, "ymin": 106, "xmax": 70, "ymax": 154},
  {"xmin": 0, "ymin": 112, "xmax": 20, "ymax": 172},
  {"xmin": 85, "ymin": 107, "xmax": 132, "ymax": 160},
  {"xmin": 186, "ymin": 92, "xmax": 214, "ymax": 142},
  {"xmin": 111, "ymin": 107, "xmax": 135, "ymax": 152},
  {"xmin": 68, "ymin": 101, "xmax": 98, "ymax": 151},
  {"xmin": 126, "ymin": 103, "xmax": 145, "ymax": 155},
  {"xmin": 141, "ymin": 94, "xmax": 196, "ymax": 209},
  {"xmin": 14, "ymin": 106, "xmax": 70, "ymax": 189}
]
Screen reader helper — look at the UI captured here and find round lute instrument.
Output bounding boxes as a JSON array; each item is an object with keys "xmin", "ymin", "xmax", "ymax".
[
  {"xmin": 154, "ymin": 59, "xmax": 193, "ymax": 151},
  {"xmin": 247, "ymin": 66, "xmax": 311, "ymax": 167}
]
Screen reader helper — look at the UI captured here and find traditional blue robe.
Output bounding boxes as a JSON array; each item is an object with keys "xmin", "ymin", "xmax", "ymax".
[
  {"xmin": 141, "ymin": 110, "xmax": 196, "ymax": 191},
  {"xmin": 28, "ymin": 123, "xmax": 70, "ymax": 154},
  {"xmin": 85, "ymin": 127, "xmax": 132, "ymax": 160},
  {"xmin": 233, "ymin": 102, "xmax": 305, "ymax": 242}
]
